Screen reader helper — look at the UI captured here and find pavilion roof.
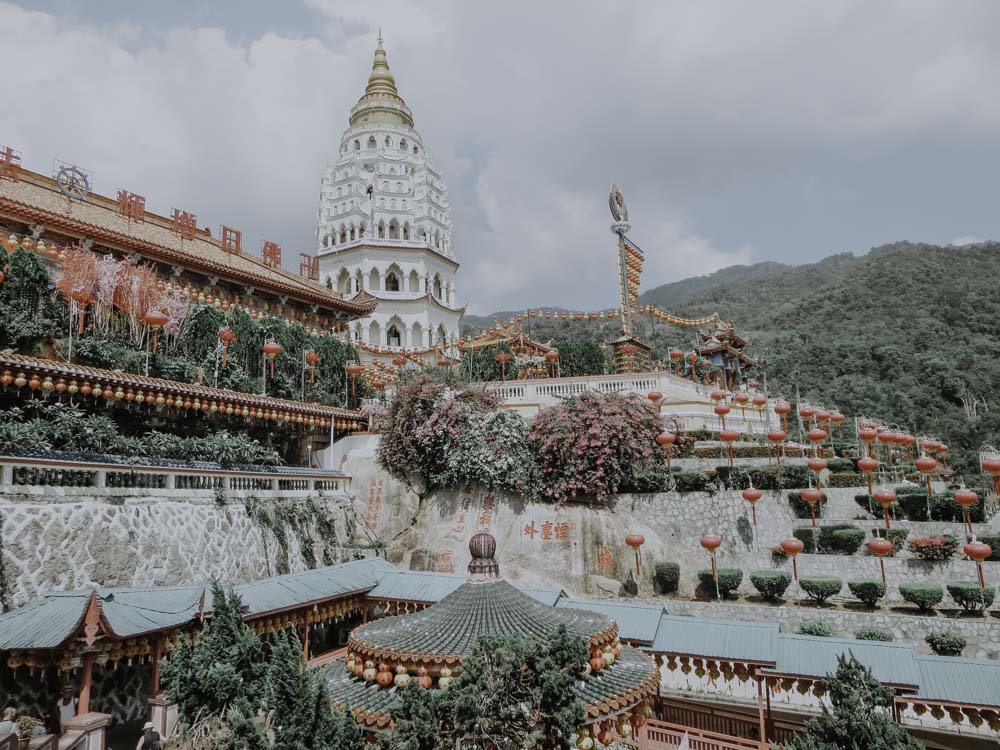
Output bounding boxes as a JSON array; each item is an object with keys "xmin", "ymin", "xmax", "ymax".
[
  {"xmin": 0, "ymin": 171, "xmax": 376, "ymax": 318},
  {"xmin": 367, "ymin": 569, "xmax": 565, "ymax": 606},
  {"xmin": 911, "ymin": 655, "xmax": 1000, "ymax": 707},
  {"xmin": 558, "ymin": 598, "xmax": 665, "ymax": 645},
  {"xmin": 0, "ymin": 352, "xmax": 360, "ymax": 425},
  {"xmin": 459, "ymin": 322, "xmax": 551, "ymax": 355}
]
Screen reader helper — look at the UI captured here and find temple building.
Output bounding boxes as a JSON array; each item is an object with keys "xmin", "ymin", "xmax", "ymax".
[{"xmin": 315, "ymin": 36, "xmax": 463, "ymax": 358}]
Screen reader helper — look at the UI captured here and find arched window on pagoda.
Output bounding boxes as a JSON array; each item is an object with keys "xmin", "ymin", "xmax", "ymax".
[
  {"xmin": 403, "ymin": 223, "xmax": 410, "ymax": 240},
  {"xmin": 384, "ymin": 136, "xmax": 391, "ymax": 147},
  {"xmin": 408, "ymin": 269, "xmax": 420, "ymax": 292},
  {"xmin": 354, "ymin": 140, "xmax": 360, "ymax": 151},
  {"xmin": 336, "ymin": 268, "xmax": 351, "ymax": 295},
  {"xmin": 414, "ymin": 145, "xmax": 419, "ymax": 155},
  {"xmin": 433, "ymin": 274, "xmax": 443, "ymax": 300},
  {"xmin": 387, "ymin": 325, "xmax": 401, "ymax": 348},
  {"xmin": 359, "ymin": 223, "xmax": 366, "ymax": 238},
  {"xmin": 411, "ymin": 321, "xmax": 424, "ymax": 348},
  {"xmin": 339, "ymin": 225, "xmax": 347, "ymax": 244},
  {"xmin": 368, "ymin": 136, "xmax": 376, "ymax": 148},
  {"xmin": 354, "ymin": 270, "xmax": 363, "ymax": 292},
  {"xmin": 368, "ymin": 319, "xmax": 381, "ymax": 345},
  {"xmin": 400, "ymin": 139, "xmax": 407, "ymax": 151},
  {"xmin": 350, "ymin": 225, "xmax": 356, "ymax": 241},
  {"xmin": 388, "ymin": 220, "xmax": 399, "ymax": 240},
  {"xmin": 368, "ymin": 267, "xmax": 381, "ymax": 291},
  {"xmin": 378, "ymin": 222, "xmax": 385, "ymax": 239},
  {"xmin": 385, "ymin": 270, "xmax": 401, "ymax": 292}
]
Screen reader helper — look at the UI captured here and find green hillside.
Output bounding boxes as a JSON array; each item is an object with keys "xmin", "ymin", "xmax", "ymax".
[{"xmin": 465, "ymin": 242, "xmax": 1000, "ymax": 474}]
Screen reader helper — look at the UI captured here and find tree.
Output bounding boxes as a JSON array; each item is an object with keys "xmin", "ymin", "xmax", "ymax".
[
  {"xmin": 786, "ymin": 654, "xmax": 922, "ymax": 750},
  {"xmin": 0, "ymin": 248, "xmax": 66, "ymax": 351}
]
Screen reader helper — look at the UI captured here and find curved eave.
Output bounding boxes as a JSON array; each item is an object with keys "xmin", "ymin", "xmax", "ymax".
[{"xmin": 318, "ymin": 240, "xmax": 460, "ymax": 269}]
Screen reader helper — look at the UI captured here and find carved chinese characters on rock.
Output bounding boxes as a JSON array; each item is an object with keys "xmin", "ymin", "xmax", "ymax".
[
  {"xmin": 363, "ymin": 479, "xmax": 383, "ymax": 531},
  {"xmin": 478, "ymin": 494, "xmax": 495, "ymax": 531},
  {"xmin": 117, "ymin": 190, "xmax": 146, "ymax": 223},
  {"xmin": 598, "ymin": 546, "xmax": 614, "ymax": 574},
  {"xmin": 522, "ymin": 520, "xmax": 570, "ymax": 541}
]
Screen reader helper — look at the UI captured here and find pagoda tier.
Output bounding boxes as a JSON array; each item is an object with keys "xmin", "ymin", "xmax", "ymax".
[{"xmin": 324, "ymin": 532, "xmax": 658, "ymax": 733}]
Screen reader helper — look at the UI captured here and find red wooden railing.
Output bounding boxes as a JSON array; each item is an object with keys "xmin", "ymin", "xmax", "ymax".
[{"xmin": 639, "ymin": 719, "xmax": 766, "ymax": 750}]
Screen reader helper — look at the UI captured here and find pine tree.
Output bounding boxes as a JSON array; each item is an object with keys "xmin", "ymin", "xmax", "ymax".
[{"xmin": 787, "ymin": 654, "xmax": 923, "ymax": 750}]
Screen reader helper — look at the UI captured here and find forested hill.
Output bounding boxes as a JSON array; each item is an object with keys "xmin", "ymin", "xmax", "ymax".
[{"xmin": 466, "ymin": 242, "xmax": 1000, "ymax": 473}]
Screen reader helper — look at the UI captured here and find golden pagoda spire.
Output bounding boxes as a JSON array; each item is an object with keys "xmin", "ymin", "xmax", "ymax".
[{"xmin": 365, "ymin": 31, "xmax": 399, "ymax": 97}]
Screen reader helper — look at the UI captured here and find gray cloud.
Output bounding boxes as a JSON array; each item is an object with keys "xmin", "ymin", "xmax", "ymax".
[{"xmin": 4, "ymin": 1, "xmax": 1000, "ymax": 313}]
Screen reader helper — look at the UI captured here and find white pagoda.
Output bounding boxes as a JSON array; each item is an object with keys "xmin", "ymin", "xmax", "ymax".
[{"xmin": 316, "ymin": 35, "xmax": 463, "ymax": 359}]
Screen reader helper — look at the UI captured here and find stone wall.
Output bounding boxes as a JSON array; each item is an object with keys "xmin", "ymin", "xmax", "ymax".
[{"xmin": 0, "ymin": 486, "xmax": 356, "ymax": 608}]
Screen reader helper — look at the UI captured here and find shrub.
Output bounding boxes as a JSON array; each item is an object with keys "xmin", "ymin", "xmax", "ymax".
[
  {"xmin": 979, "ymin": 535, "xmax": 1000, "ymax": 561},
  {"xmin": 629, "ymin": 462, "xmax": 675, "ymax": 493},
  {"xmin": 671, "ymin": 470, "xmax": 716, "ymax": 493},
  {"xmin": 854, "ymin": 626, "xmax": 894, "ymax": 642},
  {"xmin": 828, "ymin": 472, "xmax": 865, "ymax": 488},
  {"xmin": 697, "ymin": 568, "xmax": 743, "ymax": 599},
  {"xmin": 799, "ymin": 577, "xmax": 842, "ymax": 604},
  {"xmin": 925, "ymin": 631, "xmax": 965, "ymax": 657},
  {"xmin": 798, "ymin": 620, "xmax": 833, "ymax": 637},
  {"xmin": 776, "ymin": 464, "xmax": 812, "ymax": 489},
  {"xmin": 899, "ymin": 583, "xmax": 944, "ymax": 612},
  {"xmin": 788, "ymin": 491, "xmax": 827, "ymax": 519},
  {"xmin": 529, "ymin": 391, "xmax": 662, "ymax": 503},
  {"xmin": 827, "ymin": 457, "xmax": 855, "ymax": 474},
  {"xmin": 750, "ymin": 570, "xmax": 792, "ymax": 602},
  {"xmin": 871, "ymin": 528, "xmax": 909, "ymax": 554},
  {"xmin": 654, "ymin": 562, "xmax": 680, "ymax": 594},
  {"xmin": 792, "ymin": 527, "xmax": 817, "ymax": 554},
  {"xmin": 946, "ymin": 582, "xmax": 996, "ymax": 613},
  {"xmin": 896, "ymin": 492, "xmax": 929, "ymax": 522},
  {"xmin": 906, "ymin": 535, "xmax": 959, "ymax": 561},
  {"xmin": 829, "ymin": 527, "xmax": 866, "ymax": 555},
  {"xmin": 930, "ymin": 491, "xmax": 986, "ymax": 523},
  {"xmin": 848, "ymin": 579, "xmax": 887, "ymax": 607}
]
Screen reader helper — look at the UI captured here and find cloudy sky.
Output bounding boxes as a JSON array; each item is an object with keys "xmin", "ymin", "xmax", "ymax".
[{"xmin": 3, "ymin": 1, "xmax": 999, "ymax": 313}]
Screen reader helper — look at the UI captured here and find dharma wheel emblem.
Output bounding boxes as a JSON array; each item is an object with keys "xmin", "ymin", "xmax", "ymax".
[
  {"xmin": 56, "ymin": 165, "xmax": 90, "ymax": 200},
  {"xmin": 609, "ymin": 182, "xmax": 628, "ymax": 223}
]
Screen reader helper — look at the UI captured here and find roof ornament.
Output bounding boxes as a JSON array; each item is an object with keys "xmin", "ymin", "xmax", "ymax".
[{"xmin": 467, "ymin": 531, "xmax": 500, "ymax": 582}]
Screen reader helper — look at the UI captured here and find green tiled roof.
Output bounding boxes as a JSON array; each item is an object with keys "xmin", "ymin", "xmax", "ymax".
[{"xmin": 350, "ymin": 579, "xmax": 614, "ymax": 661}]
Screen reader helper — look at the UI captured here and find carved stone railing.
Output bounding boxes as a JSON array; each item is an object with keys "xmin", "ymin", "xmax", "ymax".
[{"xmin": 0, "ymin": 453, "xmax": 349, "ymax": 493}]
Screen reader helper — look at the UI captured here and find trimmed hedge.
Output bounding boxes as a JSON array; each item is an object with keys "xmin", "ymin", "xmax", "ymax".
[
  {"xmin": 827, "ymin": 457, "xmax": 855, "ymax": 474},
  {"xmin": 799, "ymin": 576, "xmax": 842, "ymax": 604},
  {"xmin": 798, "ymin": 620, "xmax": 833, "ymax": 637},
  {"xmin": 926, "ymin": 631, "xmax": 965, "ymax": 657},
  {"xmin": 894, "ymin": 489, "xmax": 988, "ymax": 523},
  {"xmin": 848, "ymin": 579, "xmax": 886, "ymax": 607},
  {"xmin": 906, "ymin": 535, "xmax": 959, "ymax": 561},
  {"xmin": 792, "ymin": 527, "xmax": 817, "ymax": 554},
  {"xmin": 855, "ymin": 626, "xmax": 894, "ymax": 642},
  {"xmin": 946, "ymin": 581, "xmax": 996, "ymax": 613},
  {"xmin": 828, "ymin": 472, "xmax": 865, "ymax": 488},
  {"xmin": 750, "ymin": 570, "xmax": 792, "ymax": 602},
  {"xmin": 697, "ymin": 568, "xmax": 743, "ymax": 599},
  {"xmin": 829, "ymin": 527, "xmax": 866, "ymax": 555},
  {"xmin": 899, "ymin": 583, "xmax": 944, "ymax": 612},
  {"xmin": 654, "ymin": 562, "xmax": 680, "ymax": 594},
  {"xmin": 788, "ymin": 491, "xmax": 828, "ymax": 519},
  {"xmin": 716, "ymin": 464, "xmax": 812, "ymax": 491},
  {"xmin": 980, "ymin": 535, "xmax": 1000, "ymax": 562},
  {"xmin": 672, "ymin": 470, "xmax": 717, "ymax": 493}
]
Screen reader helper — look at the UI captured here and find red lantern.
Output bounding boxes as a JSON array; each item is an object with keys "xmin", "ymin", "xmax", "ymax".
[
  {"xmin": 710, "ymin": 390, "xmax": 728, "ymax": 402},
  {"xmin": 647, "ymin": 391, "xmax": 662, "ymax": 406},
  {"xmin": 774, "ymin": 399, "xmax": 791, "ymax": 431},
  {"xmin": 984, "ymin": 457, "xmax": 1000, "ymax": 496},
  {"xmin": 873, "ymin": 488, "xmax": 896, "ymax": 530},
  {"xmin": 262, "ymin": 339, "xmax": 282, "ymax": 377},
  {"xmin": 669, "ymin": 348, "xmax": 684, "ymax": 361},
  {"xmin": 655, "ymin": 432, "xmax": 675, "ymax": 470},
  {"xmin": 780, "ymin": 538, "xmax": 805, "ymax": 580},
  {"xmin": 867, "ymin": 538, "xmax": 894, "ymax": 584},
  {"xmin": 801, "ymin": 487, "xmax": 823, "ymax": 527},
  {"xmin": 494, "ymin": 351, "xmax": 513, "ymax": 381},
  {"xmin": 767, "ymin": 428, "xmax": 786, "ymax": 465},
  {"xmin": 626, "ymin": 533, "xmax": 645, "ymax": 576},
  {"xmin": 719, "ymin": 428, "xmax": 739, "ymax": 466},
  {"xmin": 752, "ymin": 395, "xmax": 767, "ymax": 408},
  {"xmin": 345, "ymin": 362, "xmax": 364, "ymax": 395},
  {"xmin": 218, "ymin": 327, "xmax": 237, "ymax": 368},
  {"xmin": 965, "ymin": 542, "xmax": 992, "ymax": 589},
  {"xmin": 305, "ymin": 350, "xmax": 321, "ymax": 383},
  {"xmin": 858, "ymin": 456, "xmax": 879, "ymax": 497},
  {"xmin": 700, "ymin": 535, "xmax": 722, "ymax": 593},
  {"xmin": 954, "ymin": 489, "xmax": 979, "ymax": 533},
  {"xmin": 742, "ymin": 487, "xmax": 762, "ymax": 525},
  {"xmin": 144, "ymin": 310, "xmax": 169, "ymax": 353}
]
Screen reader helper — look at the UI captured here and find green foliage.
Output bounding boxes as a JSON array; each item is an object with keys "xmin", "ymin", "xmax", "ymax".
[
  {"xmin": 545, "ymin": 339, "xmax": 607, "ymax": 377},
  {"xmin": 799, "ymin": 577, "xmax": 842, "ymax": 605},
  {"xmin": 828, "ymin": 528, "xmax": 866, "ymax": 555},
  {"xmin": 899, "ymin": 583, "xmax": 944, "ymax": 612},
  {"xmin": 697, "ymin": 568, "xmax": 743, "ymax": 599},
  {"xmin": 670, "ymin": 470, "xmax": 716, "ymax": 493},
  {"xmin": 381, "ymin": 683, "xmax": 445, "ymax": 750},
  {"xmin": 946, "ymin": 582, "xmax": 996, "ymax": 613},
  {"xmin": 978, "ymin": 535, "xmax": 1000, "ymax": 561},
  {"xmin": 797, "ymin": 620, "xmax": 834, "ymax": 637},
  {"xmin": 0, "ymin": 248, "xmax": 66, "ymax": 351},
  {"xmin": 793, "ymin": 527, "xmax": 817, "ymax": 554},
  {"xmin": 847, "ymin": 580, "xmax": 887, "ymax": 608},
  {"xmin": 925, "ymin": 631, "xmax": 966, "ymax": 657},
  {"xmin": 750, "ymin": 570, "xmax": 792, "ymax": 602},
  {"xmin": 854, "ymin": 626, "xmax": 894, "ymax": 642},
  {"xmin": 788, "ymin": 491, "xmax": 827, "ymax": 519},
  {"xmin": 786, "ymin": 654, "xmax": 922, "ymax": 750},
  {"xmin": 906, "ymin": 535, "xmax": 959, "ymax": 561},
  {"xmin": 654, "ymin": 562, "xmax": 680, "ymax": 594}
]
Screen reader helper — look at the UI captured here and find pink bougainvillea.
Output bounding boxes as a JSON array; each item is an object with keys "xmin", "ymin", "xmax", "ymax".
[{"xmin": 528, "ymin": 390, "xmax": 662, "ymax": 505}]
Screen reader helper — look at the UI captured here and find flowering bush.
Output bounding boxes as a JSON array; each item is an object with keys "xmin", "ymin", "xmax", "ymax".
[
  {"xmin": 378, "ymin": 376, "xmax": 533, "ymax": 494},
  {"xmin": 528, "ymin": 391, "xmax": 661, "ymax": 504},
  {"xmin": 906, "ymin": 535, "xmax": 959, "ymax": 561}
]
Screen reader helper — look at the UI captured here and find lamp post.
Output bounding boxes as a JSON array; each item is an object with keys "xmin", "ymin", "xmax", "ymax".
[
  {"xmin": 626, "ymin": 534, "xmax": 645, "ymax": 577},
  {"xmin": 964, "ymin": 542, "xmax": 991, "ymax": 590},
  {"xmin": 801, "ymin": 488, "xmax": 822, "ymax": 527},
  {"xmin": 781, "ymin": 538, "xmax": 805, "ymax": 582},
  {"xmin": 700, "ymin": 535, "xmax": 723, "ymax": 600}
]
